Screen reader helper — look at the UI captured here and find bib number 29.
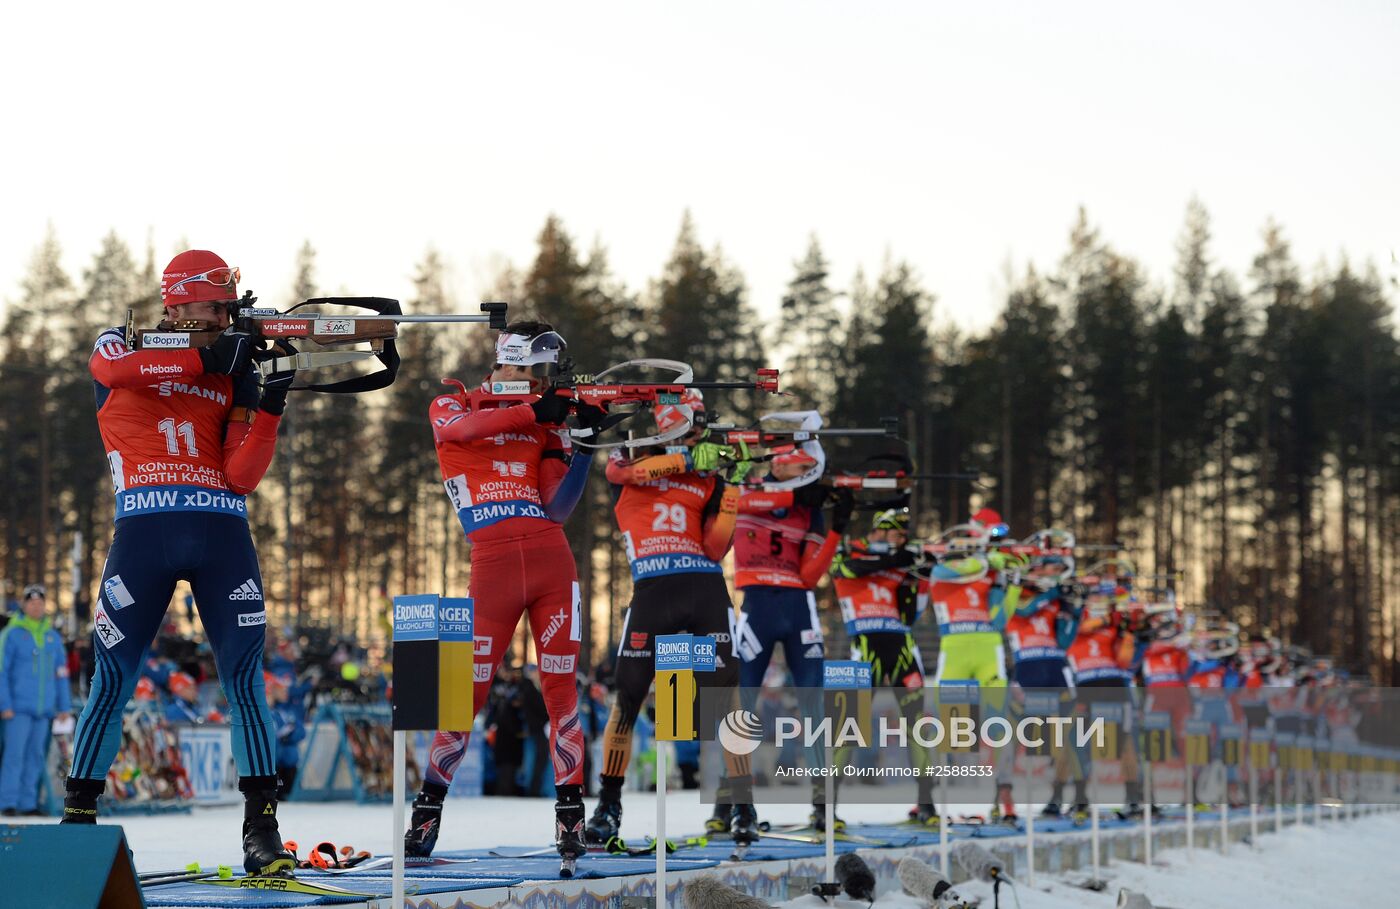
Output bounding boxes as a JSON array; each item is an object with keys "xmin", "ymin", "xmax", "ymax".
[{"xmin": 652, "ymin": 503, "xmax": 687, "ymax": 532}]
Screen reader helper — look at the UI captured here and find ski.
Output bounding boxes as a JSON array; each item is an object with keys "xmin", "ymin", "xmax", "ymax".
[
  {"xmin": 196, "ymin": 873, "xmax": 376, "ymax": 898},
  {"xmin": 755, "ymin": 828, "xmax": 913, "ymax": 847},
  {"xmin": 315, "ymin": 855, "xmax": 479, "ymax": 874},
  {"xmin": 140, "ymin": 870, "xmax": 222, "ymax": 888}
]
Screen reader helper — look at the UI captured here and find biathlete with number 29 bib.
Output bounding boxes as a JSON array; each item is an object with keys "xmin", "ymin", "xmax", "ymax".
[
  {"xmin": 404, "ymin": 321, "xmax": 602, "ymax": 867},
  {"xmin": 584, "ymin": 390, "xmax": 761, "ymax": 847}
]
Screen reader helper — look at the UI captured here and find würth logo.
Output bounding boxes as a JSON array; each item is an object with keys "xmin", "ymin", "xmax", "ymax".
[{"xmin": 229, "ymin": 579, "xmax": 262, "ymax": 601}]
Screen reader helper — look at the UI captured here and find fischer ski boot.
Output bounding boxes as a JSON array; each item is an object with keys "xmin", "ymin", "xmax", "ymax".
[
  {"xmin": 912, "ymin": 803, "xmax": 941, "ymax": 827},
  {"xmin": 59, "ymin": 777, "xmax": 104, "ymax": 825},
  {"xmin": 730, "ymin": 803, "xmax": 760, "ymax": 846},
  {"xmin": 1071, "ymin": 803, "xmax": 1091, "ymax": 826},
  {"xmin": 705, "ymin": 803, "xmax": 733, "ymax": 835},
  {"xmin": 585, "ymin": 778, "xmax": 624, "ymax": 846},
  {"xmin": 809, "ymin": 807, "xmax": 847, "ymax": 833},
  {"xmin": 405, "ymin": 783, "xmax": 447, "ymax": 858},
  {"xmin": 555, "ymin": 785, "xmax": 586, "ymax": 879},
  {"xmin": 991, "ymin": 782, "xmax": 1019, "ymax": 825},
  {"xmin": 240, "ymin": 777, "xmax": 296, "ymax": 876}
]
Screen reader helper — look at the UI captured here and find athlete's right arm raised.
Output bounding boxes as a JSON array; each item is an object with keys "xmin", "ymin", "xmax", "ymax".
[
  {"xmin": 90, "ymin": 328, "xmax": 204, "ymax": 387},
  {"xmin": 430, "ymin": 394, "xmax": 535, "ymax": 444}
]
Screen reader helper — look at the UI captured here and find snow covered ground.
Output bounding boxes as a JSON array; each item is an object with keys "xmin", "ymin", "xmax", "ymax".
[{"xmin": 6, "ymin": 798, "xmax": 1398, "ymax": 907}]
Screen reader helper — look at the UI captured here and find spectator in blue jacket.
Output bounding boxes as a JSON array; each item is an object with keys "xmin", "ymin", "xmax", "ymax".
[
  {"xmin": 0, "ymin": 585, "xmax": 73, "ymax": 816},
  {"xmin": 266, "ymin": 672, "xmax": 306, "ymax": 800}
]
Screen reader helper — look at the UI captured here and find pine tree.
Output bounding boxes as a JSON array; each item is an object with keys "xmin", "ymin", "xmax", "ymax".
[
  {"xmin": 644, "ymin": 212, "xmax": 766, "ymax": 421},
  {"xmin": 1057, "ymin": 210, "xmax": 1151, "ymax": 544},
  {"xmin": 779, "ymin": 236, "xmax": 843, "ymax": 412}
]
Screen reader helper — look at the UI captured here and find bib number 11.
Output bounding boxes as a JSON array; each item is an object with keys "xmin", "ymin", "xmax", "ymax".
[{"xmin": 157, "ymin": 418, "xmax": 198, "ymax": 457}]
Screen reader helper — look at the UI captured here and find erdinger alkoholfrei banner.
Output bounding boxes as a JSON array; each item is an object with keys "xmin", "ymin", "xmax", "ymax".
[{"xmin": 697, "ymin": 687, "xmax": 1400, "ymax": 805}]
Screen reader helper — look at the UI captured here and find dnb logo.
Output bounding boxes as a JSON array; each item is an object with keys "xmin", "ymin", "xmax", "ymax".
[{"xmin": 717, "ymin": 709, "xmax": 764, "ymax": 756}]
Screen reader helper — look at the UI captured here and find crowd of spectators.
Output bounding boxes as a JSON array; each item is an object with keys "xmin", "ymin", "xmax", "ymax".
[{"xmin": 2, "ymin": 583, "xmax": 695, "ymax": 808}]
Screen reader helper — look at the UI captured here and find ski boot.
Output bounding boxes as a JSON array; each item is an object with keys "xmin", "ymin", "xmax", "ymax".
[
  {"xmin": 730, "ymin": 803, "xmax": 760, "ymax": 846},
  {"xmin": 705, "ymin": 803, "xmax": 733, "ymax": 835},
  {"xmin": 59, "ymin": 777, "xmax": 104, "ymax": 825},
  {"xmin": 555, "ymin": 785, "xmax": 586, "ymax": 879},
  {"xmin": 585, "ymin": 788, "xmax": 623, "ymax": 846},
  {"xmin": 809, "ymin": 807, "xmax": 846, "ymax": 833},
  {"xmin": 911, "ymin": 803, "xmax": 941, "ymax": 828},
  {"xmin": 240, "ymin": 777, "xmax": 296, "ymax": 876},
  {"xmin": 405, "ymin": 783, "xmax": 447, "ymax": 858},
  {"xmin": 1070, "ymin": 803, "xmax": 1091, "ymax": 826},
  {"xmin": 992, "ymin": 782, "xmax": 1019, "ymax": 825},
  {"xmin": 1040, "ymin": 800, "xmax": 1063, "ymax": 818}
]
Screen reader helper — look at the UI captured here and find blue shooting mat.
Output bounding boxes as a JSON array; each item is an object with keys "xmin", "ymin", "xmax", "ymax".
[{"xmin": 438, "ymin": 851, "xmax": 720, "ymax": 879}]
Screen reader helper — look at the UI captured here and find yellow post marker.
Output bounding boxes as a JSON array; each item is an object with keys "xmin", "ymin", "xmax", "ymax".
[
  {"xmin": 823, "ymin": 661, "xmax": 873, "ymax": 887},
  {"xmin": 1142, "ymin": 712, "xmax": 1175, "ymax": 764},
  {"xmin": 1185, "ymin": 719, "xmax": 1212, "ymax": 767},
  {"xmin": 654, "ymin": 634, "xmax": 699, "ymax": 742},
  {"xmin": 935, "ymin": 681, "xmax": 979, "ymax": 754},
  {"xmin": 390, "ymin": 593, "xmax": 473, "ymax": 908},
  {"xmin": 1220, "ymin": 723, "xmax": 1243, "ymax": 768},
  {"xmin": 1249, "ymin": 729, "xmax": 1273, "ymax": 772},
  {"xmin": 652, "ymin": 635, "xmax": 716, "ymax": 906},
  {"xmin": 1087, "ymin": 702, "xmax": 1122, "ymax": 762}
]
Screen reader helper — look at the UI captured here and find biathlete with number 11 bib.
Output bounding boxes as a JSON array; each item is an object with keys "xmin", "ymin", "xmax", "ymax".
[{"xmin": 66, "ymin": 250, "xmax": 298, "ymax": 876}]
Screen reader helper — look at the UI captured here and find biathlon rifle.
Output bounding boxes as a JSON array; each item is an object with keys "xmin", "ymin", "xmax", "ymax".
[
  {"xmin": 829, "ymin": 470, "xmax": 984, "ymax": 491},
  {"xmin": 126, "ymin": 293, "xmax": 509, "ymax": 393},
  {"xmin": 467, "ymin": 358, "xmax": 781, "ymax": 450},
  {"xmin": 706, "ymin": 416, "xmax": 902, "ymax": 447}
]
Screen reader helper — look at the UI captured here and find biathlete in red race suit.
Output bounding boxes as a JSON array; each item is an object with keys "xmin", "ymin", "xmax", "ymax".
[
  {"xmin": 1063, "ymin": 586, "xmax": 1145, "ymax": 818},
  {"xmin": 584, "ymin": 391, "xmax": 760, "ymax": 845},
  {"xmin": 733, "ymin": 428, "xmax": 848, "ymax": 689},
  {"xmin": 404, "ymin": 322, "xmax": 601, "ymax": 863},
  {"xmin": 730, "ymin": 423, "xmax": 851, "ymax": 832},
  {"xmin": 66, "ymin": 251, "xmax": 298, "ymax": 876}
]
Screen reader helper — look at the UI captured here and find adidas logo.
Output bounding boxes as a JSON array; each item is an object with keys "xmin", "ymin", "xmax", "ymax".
[{"xmin": 230, "ymin": 579, "xmax": 263, "ymax": 602}]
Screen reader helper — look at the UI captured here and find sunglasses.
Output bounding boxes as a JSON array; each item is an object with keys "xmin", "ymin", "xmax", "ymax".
[{"xmin": 166, "ymin": 266, "xmax": 240, "ymax": 296}]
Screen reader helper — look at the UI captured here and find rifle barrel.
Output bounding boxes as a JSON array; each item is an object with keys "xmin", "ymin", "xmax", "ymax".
[{"xmin": 248, "ymin": 313, "xmax": 496, "ymax": 324}]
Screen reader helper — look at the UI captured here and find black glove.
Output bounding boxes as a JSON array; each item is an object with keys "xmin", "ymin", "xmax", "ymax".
[
  {"xmin": 793, "ymin": 483, "xmax": 829, "ymax": 509},
  {"xmin": 573, "ymin": 401, "xmax": 607, "ymax": 437},
  {"xmin": 530, "ymin": 390, "xmax": 572, "ymax": 425},
  {"xmin": 257, "ymin": 341, "xmax": 298, "ymax": 416},
  {"xmin": 830, "ymin": 489, "xmax": 855, "ymax": 534},
  {"xmin": 199, "ymin": 329, "xmax": 254, "ymax": 376},
  {"xmin": 890, "ymin": 548, "xmax": 917, "ymax": 569}
]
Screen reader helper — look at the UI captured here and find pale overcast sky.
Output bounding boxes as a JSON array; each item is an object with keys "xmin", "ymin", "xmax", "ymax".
[{"xmin": 2, "ymin": 1, "xmax": 1395, "ymax": 332}]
